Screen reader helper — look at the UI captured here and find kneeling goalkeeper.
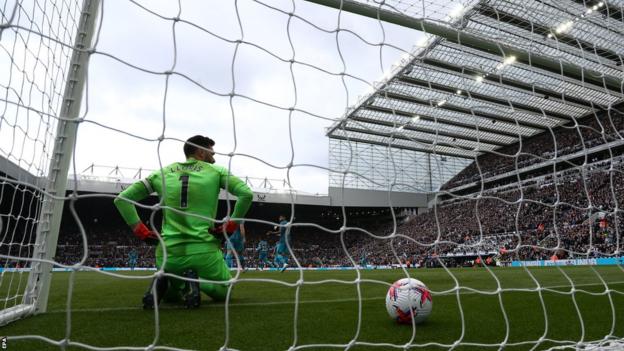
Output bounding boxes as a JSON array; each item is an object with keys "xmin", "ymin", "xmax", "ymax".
[{"xmin": 114, "ymin": 135, "xmax": 253, "ymax": 308}]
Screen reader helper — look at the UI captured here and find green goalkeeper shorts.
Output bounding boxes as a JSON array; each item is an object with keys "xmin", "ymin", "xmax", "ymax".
[{"xmin": 155, "ymin": 246, "xmax": 231, "ymax": 302}]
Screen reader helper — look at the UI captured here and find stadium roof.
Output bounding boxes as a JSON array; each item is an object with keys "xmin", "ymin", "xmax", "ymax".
[{"xmin": 318, "ymin": 0, "xmax": 624, "ymax": 159}]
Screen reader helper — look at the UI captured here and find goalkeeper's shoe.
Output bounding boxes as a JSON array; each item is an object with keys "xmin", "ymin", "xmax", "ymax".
[
  {"xmin": 280, "ymin": 263, "xmax": 289, "ymax": 273},
  {"xmin": 143, "ymin": 275, "xmax": 169, "ymax": 310},
  {"xmin": 182, "ymin": 270, "xmax": 201, "ymax": 309}
]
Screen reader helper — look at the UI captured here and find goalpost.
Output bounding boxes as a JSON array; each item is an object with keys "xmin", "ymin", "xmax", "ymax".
[
  {"xmin": 1, "ymin": 0, "xmax": 624, "ymax": 350},
  {"xmin": 0, "ymin": 0, "xmax": 99, "ymax": 324}
]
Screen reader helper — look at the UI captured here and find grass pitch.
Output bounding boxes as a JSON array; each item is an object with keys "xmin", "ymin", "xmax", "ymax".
[{"xmin": 2, "ymin": 265, "xmax": 624, "ymax": 350}]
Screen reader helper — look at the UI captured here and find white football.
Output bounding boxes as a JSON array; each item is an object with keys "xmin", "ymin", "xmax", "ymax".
[{"xmin": 385, "ymin": 278, "xmax": 433, "ymax": 324}]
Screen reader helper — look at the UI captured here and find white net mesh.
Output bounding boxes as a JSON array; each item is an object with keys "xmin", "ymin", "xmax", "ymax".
[
  {"xmin": 1, "ymin": 0, "xmax": 82, "ymax": 316},
  {"xmin": 1, "ymin": 0, "xmax": 623, "ymax": 350}
]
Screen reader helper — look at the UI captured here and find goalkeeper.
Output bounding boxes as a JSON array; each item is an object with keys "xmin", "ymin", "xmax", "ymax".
[{"xmin": 114, "ymin": 135, "xmax": 253, "ymax": 308}]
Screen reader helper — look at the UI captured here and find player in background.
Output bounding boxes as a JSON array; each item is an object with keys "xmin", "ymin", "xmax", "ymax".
[
  {"xmin": 114, "ymin": 135, "xmax": 253, "ymax": 309},
  {"xmin": 270, "ymin": 215, "xmax": 291, "ymax": 272},
  {"xmin": 225, "ymin": 222, "xmax": 246, "ymax": 270},
  {"xmin": 256, "ymin": 232, "xmax": 273, "ymax": 270},
  {"xmin": 128, "ymin": 248, "xmax": 138, "ymax": 270},
  {"xmin": 359, "ymin": 250, "xmax": 369, "ymax": 269}
]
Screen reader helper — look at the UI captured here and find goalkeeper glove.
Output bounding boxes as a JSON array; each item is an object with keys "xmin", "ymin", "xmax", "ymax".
[
  {"xmin": 210, "ymin": 220, "xmax": 238, "ymax": 236},
  {"xmin": 133, "ymin": 222, "xmax": 159, "ymax": 245}
]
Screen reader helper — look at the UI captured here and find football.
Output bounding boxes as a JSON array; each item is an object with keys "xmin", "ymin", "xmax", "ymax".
[{"xmin": 385, "ymin": 278, "xmax": 433, "ymax": 324}]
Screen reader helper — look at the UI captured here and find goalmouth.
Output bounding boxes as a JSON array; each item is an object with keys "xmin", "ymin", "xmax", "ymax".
[{"xmin": 0, "ymin": 0, "xmax": 623, "ymax": 350}]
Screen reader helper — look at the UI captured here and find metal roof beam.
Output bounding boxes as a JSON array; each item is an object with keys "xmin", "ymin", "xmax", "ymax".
[
  {"xmin": 364, "ymin": 104, "xmax": 528, "ymax": 138},
  {"xmin": 340, "ymin": 124, "xmax": 494, "ymax": 151},
  {"xmin": 349, "ymin": 115, "xmax": 509, "ymax": 146},
  {"xmin": 328, "ymin": 135, "xmax": 475, "ymax": 159},
  {"xmin": 377, "ymin": 90, "xmax": 550, "ymax": 131},
  {"xmin": 570, "ymin": 0, "xmax": 624, "ymax": 23},
  {"xmin": 477, "ymin": 3, "xmax": 622, "ymax": 64},
  {"xmin": 396, "ymin": 74, "xmax": 576, "ymax": 121},
  {"xmin": 304, "ymin": 0, "xmax": 624, "ymax": 93},
  {"xmin": 419, "ymin": 57, "xmax": 601, "ymax": 110},
  {"xmin": 433, "ymin": 41, "xmax": 624, "ymax": 104}
]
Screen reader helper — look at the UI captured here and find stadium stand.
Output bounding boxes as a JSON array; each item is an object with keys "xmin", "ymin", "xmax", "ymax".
[
  {"xmin": 442, "ymin": 110, "xmax": 624, "ymax": 190},
  {"xmin": 3, "ymin": 110, "xmax": 611, "ymax": 269},
  {"xmin": 44, "ymin": 163, "xmax": 623, "ymax": 269}
]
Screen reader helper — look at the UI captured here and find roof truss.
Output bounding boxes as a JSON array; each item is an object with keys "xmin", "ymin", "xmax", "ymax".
[{"xmin": 310, "ymin": 0, "xmax": 624, "ymax": 158}]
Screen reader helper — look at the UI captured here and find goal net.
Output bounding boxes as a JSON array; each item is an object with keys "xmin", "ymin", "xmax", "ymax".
[
  {"xmin": 1, "ymin": 0, "xmax": 94, "ymax": 325},
  {"xmin": 1, "ymin": 0, "xmax": 623, "ymax": 350}
]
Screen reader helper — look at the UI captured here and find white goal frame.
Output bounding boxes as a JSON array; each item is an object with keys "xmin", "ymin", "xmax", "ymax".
[{"xmin": 0, "ymin": 0, "xmax": 100, "ymax": 326}]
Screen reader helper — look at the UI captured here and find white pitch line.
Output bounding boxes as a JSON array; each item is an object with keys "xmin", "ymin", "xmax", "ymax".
[
  {"xmin": 48, "ymin": 297, "xmax": 384, "ymax": 314},
  {"xmin": 47, "ymin": 280, "xmax": 624, "ymax": 314}
]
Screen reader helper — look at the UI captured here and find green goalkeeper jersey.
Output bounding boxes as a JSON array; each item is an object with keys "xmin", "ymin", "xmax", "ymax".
[{"xmin": 114, "ymin": 157, "xmax": 253, "ymax": 252}]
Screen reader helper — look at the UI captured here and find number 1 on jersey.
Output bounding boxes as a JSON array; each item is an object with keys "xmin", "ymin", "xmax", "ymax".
[{"xmin": 179, "ymin": 175, "xmax": 189, "ymax": 208}]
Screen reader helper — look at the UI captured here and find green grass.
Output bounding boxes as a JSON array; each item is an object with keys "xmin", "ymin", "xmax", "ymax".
[{"xmin": 2, "ymin": 266, "xmax": 624, "ymax": 350}]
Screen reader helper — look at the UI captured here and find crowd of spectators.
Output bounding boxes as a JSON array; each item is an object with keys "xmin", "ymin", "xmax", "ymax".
[
  {"xmin": 6, "ymin": 112, "xmax": 623, "ymax": 270},
  {"xmin": 45, "ymin": 154, "xmax": 623, "ymax": 270},
  {"xmin": 442, "ymin": 110, "xmax": 624, "ymax": 190}
]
